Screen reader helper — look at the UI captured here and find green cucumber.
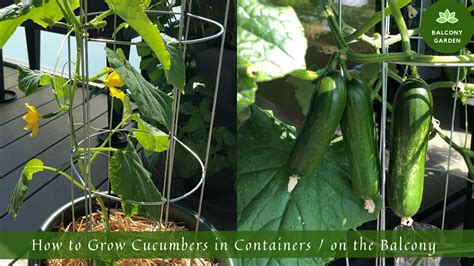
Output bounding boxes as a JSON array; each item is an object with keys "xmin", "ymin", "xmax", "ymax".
[
  {"xmin": 340, "ymin": 78, "xmax": 380, "ymax": 213},
  {"xmin": 388, "ymin": 79, "xmax": 433, "ymax": 225},
  {"xmin": 289, "ymin": 71, "xmax": 347, "ymax": 178}
]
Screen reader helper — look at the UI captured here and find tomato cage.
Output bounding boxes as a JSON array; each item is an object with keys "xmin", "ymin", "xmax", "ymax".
[
  {"xmin": 332, "ymin": 0, "xmax": 474, "ymax": 265},
  {"xmin": 48, "ymin": 0, "xmax": 231, "ymax": 240}
]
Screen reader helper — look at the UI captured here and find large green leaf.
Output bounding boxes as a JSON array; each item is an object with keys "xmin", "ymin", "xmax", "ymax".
[
  {"xmin": 17, "ymin": 65, "xmax": 51, "ymax": 96},
  {"xmin": 109, "ymin": 141, "xmax": 163, "ymax": 219},
  {"xmin": 132, "ymin": 114, "xmax": 169, "ymax": 153},
  {"xmin": 105, "ymin": 0, "xmax": 171, "ymax": 71},
  {"xmin": 161, "ymin": 34, "xmax": 185, "ymax": 91},
  {"xmin": 237, "ymin": 0, "xmax": 307, "ymax": 82},
  {"xmin": 0, "ymin": 0, "xmax": 79, "ymax": 48},
  {"xmin": 237, "ymin": 107, "xmax": 381, "ymax": 265},
  {"xmin": 237, "ymin": 68, "xmax": 257, "ymax": 126},
  {"xmin": 105, "ymin": 47, "xmax": 173, "ymax": 130},
  {"xmin": 287, "ymin": 76, "xmax": 315, "ymax": 115},
  {"xmin": 8, "ymin": 159, "xmax": 44, "ymax": 218},
  {"xmin": 237, "ymin": 0, "xmax": 307, "ymax": 125}
]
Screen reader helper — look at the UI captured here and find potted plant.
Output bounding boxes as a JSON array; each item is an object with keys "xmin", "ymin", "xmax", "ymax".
[{"xmin": 0, "ymin": 0, "xmax": 233, "ymax": 264}]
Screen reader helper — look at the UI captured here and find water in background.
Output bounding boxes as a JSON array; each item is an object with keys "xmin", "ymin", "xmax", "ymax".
[{"xmin": 3, "ymin": 28, "xmax": 141, "ymax": 76}]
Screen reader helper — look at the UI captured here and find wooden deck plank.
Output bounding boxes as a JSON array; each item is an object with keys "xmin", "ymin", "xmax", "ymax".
[
  {"xmin": 0, "ymin": 88, "xmax": 90, "ymax": 148},
  {"xmin": 0, "ymin": 94, "xmax": 107, "ymax": 178},
  {"xmin": 3, "ymin": 66, "xmax": 16, "ymax": 78},
  {"xmin": 0, "ymin": 87, "xmax": 54, "ymax": 126},
  {"xmin": 0, "ymin": 113, "xmax": 108, "ymax": 214},
  {"xmin": 1, "ymin": 66, "xmax": 22, "ymax": 97},
  {"xmin": 0, "ymin": 157, "xmax": 109, "ymax": 232}
]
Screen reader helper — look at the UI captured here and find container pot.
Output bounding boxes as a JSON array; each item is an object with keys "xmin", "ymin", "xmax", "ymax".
[{"xmin": 30, "ymin": 194, "xmax": 234, "ymax": 266}]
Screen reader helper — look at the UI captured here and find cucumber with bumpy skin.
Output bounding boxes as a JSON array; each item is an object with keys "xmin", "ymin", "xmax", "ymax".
[
  {"xmin": 289, "ymin": 71, "xmax": 346, "ymax": 178},
  {"xmin": 340, "ymin": 78, "xmax": 380, "ymax": 213},
  {"xmin": 388, "ymin": 78, "xmax": 433, "ymax": 225}
]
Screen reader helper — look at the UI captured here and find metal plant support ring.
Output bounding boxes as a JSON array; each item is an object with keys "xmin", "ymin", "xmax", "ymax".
[
  {"xmin": 86, "ymin": 11, "xmax": 224, "ymax": 46},
  {"xmin": 70, "ymin": 130, "xmax": 207, "ymax": 206}
]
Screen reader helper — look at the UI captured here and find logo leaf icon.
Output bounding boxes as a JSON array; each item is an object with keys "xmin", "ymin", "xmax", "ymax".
[
  {"xmin": 436, "ymin": 17, "xmax": 447, "ymax": 23},
  {"xmin": 448, "ymin": 17, "xmax": 459, "ymax": 23},
  {"xmin": 436, "ymin": 9, "xmax": 458, "ymax": 24},
  {"xmin": 444, "ymin": 9, "xmax": 451, "ymax": 18}
]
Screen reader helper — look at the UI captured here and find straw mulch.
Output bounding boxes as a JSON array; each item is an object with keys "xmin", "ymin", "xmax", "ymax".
[{"xmin": 46, "ymin": 209, "xmax": 216, "ymax": 266}]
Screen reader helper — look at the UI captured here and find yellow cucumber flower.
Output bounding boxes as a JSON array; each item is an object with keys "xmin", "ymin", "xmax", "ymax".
[
  {"xmin": 23, "ymin": 103, "xmax": 41, "ymax": 137},
  {"xmin": 104, "ymin": 71, "xmax": 125, "ymax": 100}
]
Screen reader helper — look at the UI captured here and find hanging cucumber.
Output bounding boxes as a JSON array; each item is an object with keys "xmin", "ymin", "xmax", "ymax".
[
  {"xmin": 288, "ymin": 71, "xmax": 347, "ymax": 179},
  {"xmin": 388, "ymin": 79, "xmax": 433, "ymax": 226},
  {"xmin": 340, "ymin": 78, "xmax": 380, "ymax": 213}
]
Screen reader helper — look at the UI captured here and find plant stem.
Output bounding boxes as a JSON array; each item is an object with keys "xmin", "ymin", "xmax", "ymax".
[
  {"xmin": 387, "ymin": 0, "xmax": 411, "ymax": 52},
  {"xmin": 87, "ymin": 10, "xmax": 113, "ymax": 28},
  {"xmin": 78, "ymin": 147, "xmax": 119, "ymax": 153},
  {"xmin": 89, "ymin": 114, "xmax": 132, "ymax": 165},
  {"xmin": 324, "ymin": 7, "xmax": 474, "ymax": 64},
  {"xmin": 430, "ymin": 81, "xmax": 474, "ymax": 91},
  {"xmin": 387, "ymin": 0, "xmax": 420, "ymax": 78},
  {"xmin": 289, "ymin": 69, "xmax": 325, "ymax": 81},
  {"xmin": 385, "ymin": 28, "xmax": 419, "ymax": 47},
  {"xmin": 388, "ymin": 68, "xmax": 404, "ymax": 83},
  {"xmin": 374, "ymin": 94, "xmax": 393, "ymax": 112},
  {"xmin": 39, "ymin": 166, "xmax": 110, "ymax": 228},
  {"xmin": 433, "ymin": 123, "xmax": 474, "ymax": 176},
  {"xmin": 83, "ymin": 68, "xmax": 112, "ymax": 83},
  {"xmin": 41, "ymin": 166, "xmax": 85, "ymax": 190},
  {"xmin": 344, "ymin": 0, "xmax": 411, "ymax": 42},
  {"xmin": 62, "ymin": 0, "xmax": 82, "ymax": 29}
]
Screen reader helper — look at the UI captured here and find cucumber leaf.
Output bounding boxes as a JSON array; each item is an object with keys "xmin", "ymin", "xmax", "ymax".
[
  {"xmin": 161, "ymin": 34, "xmax": 185, "ymax": 92},
  {"xmin": 237, "ymin": 107, "xmax": 381, "ymax": 265},
  {"xmin": 105, "ymin": 47, "xmax": 173, "ymax": 130},
  {"xmin": 0, "ymin": 0, "xmax": 80, "ymax": 48},
  {"xmin": 8, "ymin": 159, "xmax": 44, "ymax": 218},
  {"xmin": 238, "ymin": 0, "xmax": 307, "ymax": 82},
  {"xmin": 109, "ymin": 141, "xmax": 162, "ymax": 219},
  {"xmin": 132, "ymin": 114, "xmax": 169, "ymax": 153},
  {"xmin": 105, "ymin": 0, "xmax": 171, "ymax": 72},
  {"xmin": 237, "ymin": 0, "xmax": 307, "ymax": 124},
  {"xmin": 287, "ymin": 76, "xmax": 315, "ymax": 115},
  {"xmin": 17, "ymin": 65, "xmax": 51, "ymax": 96}
]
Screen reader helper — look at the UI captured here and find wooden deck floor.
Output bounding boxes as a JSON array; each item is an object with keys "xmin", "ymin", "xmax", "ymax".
[{"xmin": 0, "ymin": 65, "xmax": 109, "ymax": 232}]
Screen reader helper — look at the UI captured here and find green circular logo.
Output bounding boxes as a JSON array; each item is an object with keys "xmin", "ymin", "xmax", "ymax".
[{"xmin": 420, "ymin": 0, "xmax": 473, "ymax": 54}]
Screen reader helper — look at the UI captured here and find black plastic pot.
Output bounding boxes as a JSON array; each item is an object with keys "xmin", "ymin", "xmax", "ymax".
[{"xmin": 30, "ymin": 194, "xmax": 234, "ymax": 266}]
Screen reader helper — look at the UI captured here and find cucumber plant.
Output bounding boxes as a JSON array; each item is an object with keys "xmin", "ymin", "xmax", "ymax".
[{"xmin": 1, "ymin": 0, "xmax": 187, "ymax": 228}]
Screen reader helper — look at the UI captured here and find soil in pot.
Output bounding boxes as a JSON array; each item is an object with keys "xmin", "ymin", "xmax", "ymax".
[
  {"xmin": 37, "ymin": 196, "xmax": 232, "ymax": 266},
  {"xmin": 46, "ymin": 209, "xmax": 214, "ymax": 265}
]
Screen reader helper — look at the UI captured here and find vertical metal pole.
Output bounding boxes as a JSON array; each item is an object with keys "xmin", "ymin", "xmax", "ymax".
[
  {"xmin": 68, "ymin": 32, "xmax": 76, "ymax": 231},
  {"xmin": 460, "ymin": 122, "xmax": 474, "ymax": 265},
  {"xmin": 378, "ymin": 0, "xmax": 389, "ymax": 265},
  {"xmin": 195, "ymin": 0, "xmax": 231, "ymax": 231},
  {"xmin": 163, "ymin": 0, "xmax": 187, "ymax": 228},
  {"xmin": 441, "ymin": 0, "xmax": 468, "ymax": 230}
]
